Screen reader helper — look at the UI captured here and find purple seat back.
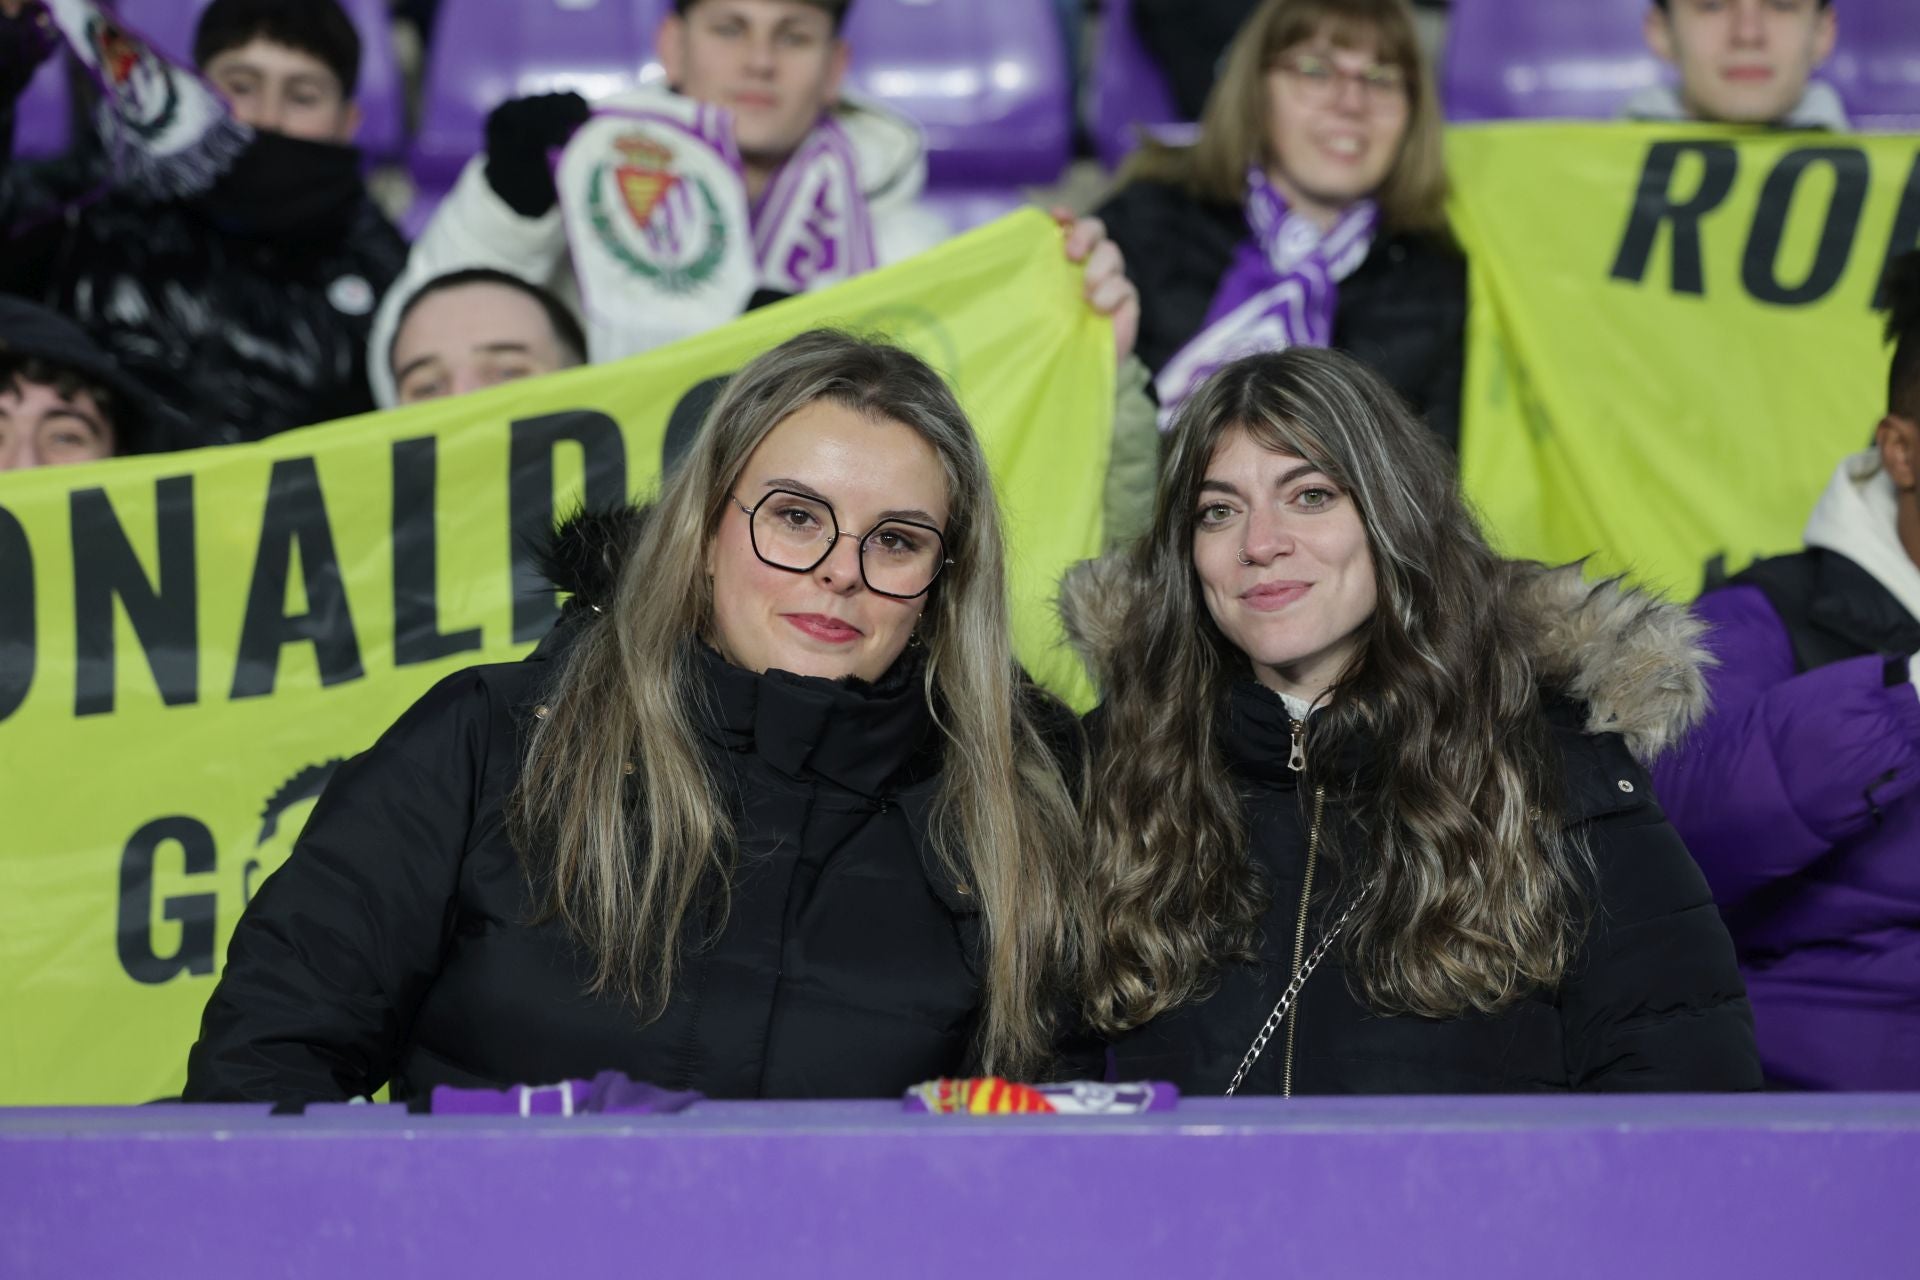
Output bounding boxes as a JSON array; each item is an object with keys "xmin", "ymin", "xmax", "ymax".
[
  {"xmin": 1090, "ymin": 0, "xmax": 1187, "ymax": 171},
  {"xmin": 14, "ymin": 54, "xmax": 73, "ymax": 160},
  {"xmin": 841, "ymin": 0, "xmax": 1071, "ymax": 187},
  {"xmin": 410, "ymin": 0, "xmax": 667, "ymax": 195},
  {"xmin": 1443, "ymin": 0, "xmax": 1661, "ymax": 122},
  {"xmin": 1445, "ymin": 0, "xmax": 1916, "ymax": 128},
  {"xmin": 1827, "ymin": 0, "xmax": 1920, "ymax": 131},
  {"xmin": 108, "ymin": 0, "xmax": 407, "ymax": 159}
]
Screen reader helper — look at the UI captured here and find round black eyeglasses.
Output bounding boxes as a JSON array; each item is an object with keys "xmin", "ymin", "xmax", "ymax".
[{"xmin": 731, "ymin": 490, "xmax": 952, "ymax": 600}]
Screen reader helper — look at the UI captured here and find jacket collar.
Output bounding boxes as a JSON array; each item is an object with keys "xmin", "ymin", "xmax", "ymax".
[
  {"xmin": 694, "ymin": 642, "xmax": 934, "ymax": 798},
  {"xmin": 1621, "ymin": 80, "xmax": 1852, "ymax": 131}
]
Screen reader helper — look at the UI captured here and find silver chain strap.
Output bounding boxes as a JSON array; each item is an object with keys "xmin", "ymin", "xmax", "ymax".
[{"xmin": 1224, "ymin": 892, "xmax": 1365, "ymax": 1097}]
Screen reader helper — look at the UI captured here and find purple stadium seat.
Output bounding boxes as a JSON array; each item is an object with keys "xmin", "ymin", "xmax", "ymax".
[
  {"xmin": 842, "ymin": 0, "xmax": 1071, "ymax": 188},
  {"xmin": 108, "ymin": 0, "xmax": 407, "ymax": 160},
  {"xmin": 1089, "ymin": 0, "xmax": 1189, "ymax": 172},
  {"xmin": 14, "ymin": 54, "xmax": 73, "ymax": 160},
  {"xmin": 1826, "ymin": 0, "xmax": 1920, "ymax": 131},
  {"xmin": 409, "ymin": 0, "xmax": 667, "ymax": 200},
  {"xmin": 1442, "ymin": 0, "xmax": 1660, "ymax": 123},
  {"xmin": 1444, "ymin": 0, "xmax": 1916, "ymax": 129}
]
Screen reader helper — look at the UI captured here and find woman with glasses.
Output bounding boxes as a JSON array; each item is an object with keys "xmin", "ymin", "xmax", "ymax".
[
  {"xmin": 184, "ymin": 330, "xmax": 1086, "ymax": 1104},
  {"xmin": 1061, "ymin": 348, "xmax": 1761, "ymax": 1095},
  {"xmin": 1097, "ymin": 0, "xmax": 1466, "ymax": 448}
]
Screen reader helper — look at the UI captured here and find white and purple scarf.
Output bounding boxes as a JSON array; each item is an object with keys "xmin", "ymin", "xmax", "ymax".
[
  {"xmin": 1154, "ymin": 169, "xmax": 1377, "ymax": 429},
  {"xmin": 38, "ymin": 0, "xmax": 247, "ymax": 199},
  {"xmin": 557, "ymin": 93, "xmax": 875, "ymax": 358}
]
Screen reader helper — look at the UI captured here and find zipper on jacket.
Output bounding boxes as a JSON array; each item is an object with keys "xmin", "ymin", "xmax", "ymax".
[
  {"xmin": 1288, "ymin": 716, "xmax": 1307, "ymax": 773},
  {"xmin": 1283, "ymin": 783, "xmax": 1326, "ymax": 1097}
]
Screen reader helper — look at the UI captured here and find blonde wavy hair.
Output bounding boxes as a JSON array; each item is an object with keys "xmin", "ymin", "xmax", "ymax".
[
  {"xmin": 1125, "ymin": 0, "xmax": 1450, "ymax": 236},
  {"xmin": 512, "ymin": 330, "xmax": 1085, "ymax": 1076}
]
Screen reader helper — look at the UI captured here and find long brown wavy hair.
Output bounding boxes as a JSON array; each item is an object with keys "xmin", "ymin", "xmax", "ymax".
[
  {"xmin": 511, "ymin": 330, "xmax": 1085, "ymax": 1076},
  {"xmin": 1077, "ymin": 348, "xmax": 1589, "ymax": 1033},
  {"xmin": 1124, "ymin": 0, "xmax": 1450, "ymax": 236}
]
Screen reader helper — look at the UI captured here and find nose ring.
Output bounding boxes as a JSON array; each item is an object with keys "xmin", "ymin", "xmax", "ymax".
[{"xmin": 1237, "ymin": 548, "xmax": 1252, "ymax": 566}]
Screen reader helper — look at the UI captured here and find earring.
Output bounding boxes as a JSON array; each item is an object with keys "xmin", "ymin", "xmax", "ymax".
[{"xmin": 1237, "ymin": 549, "xmax": 1253, "ymax": 566}]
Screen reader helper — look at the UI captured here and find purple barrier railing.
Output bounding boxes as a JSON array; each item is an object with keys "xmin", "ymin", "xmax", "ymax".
[{"xmin": 3, "ymin": 1094, "xmax": 1915, "ymax": 1276}]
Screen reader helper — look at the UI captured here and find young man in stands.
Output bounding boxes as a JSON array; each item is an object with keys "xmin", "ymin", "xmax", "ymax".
[
  {"xmin": 373, "ymin": 0, "xmax": 946, "ymax": 365},
  {"xmin": 0, "ymin": 0, "xmax": 406, "ymax": 446},
  {"xmin": 0, "ymin": 297, "xmax": 174, "ymax": 471},
  {"xmin": 1651, "ymin": 253, "xmax": 1920, "ymax": 1089},
  {"xmin": 379, "ymin": 268, "xmax": 587, "ymax": 407},
  {"xmin": 1628, "ymin": 0, "xmax": 1846, "ymax": 128}
]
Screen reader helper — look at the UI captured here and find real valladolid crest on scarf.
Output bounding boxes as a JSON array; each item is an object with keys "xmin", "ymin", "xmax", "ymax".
[
  {"xmin": 556, "ymin": 96, "xmax": 876, "ymax": 358},
  {"xmin": 37, "ymin": 0, "xmax": 251, "ymax": 199}
]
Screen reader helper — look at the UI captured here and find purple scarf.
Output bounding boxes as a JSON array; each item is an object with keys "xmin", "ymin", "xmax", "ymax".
[
  {"xmin": 38, "ymin": 0, "xmax": 248, "ymax": 200},
  {"xmin": 1154, "ymin": 169, "xmax": 1377, "ymax": 428},
  {"xmin": 430, "ymin": 1070, "xmax": 704, "ymax": 1116}
]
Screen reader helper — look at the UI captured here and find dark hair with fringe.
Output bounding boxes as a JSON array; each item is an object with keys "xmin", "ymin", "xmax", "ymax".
[
  {"xmin": 0, "ymin": 354, "xmax": 122, "ymax": 452},
  {"xmin": 1079, "ymin": 347, "xmax": 1591, "ymax": 1034},
  {"xmin": 1884, "ymin": 251, "xmax": 1920, "ymax": 422},
  {"xmin": 194, "ymin": 0, "xmax": 362, "ymax": 98},
  {"xmin": 672, "ymin": 0, "xmax": 851, "ymax": 33}
]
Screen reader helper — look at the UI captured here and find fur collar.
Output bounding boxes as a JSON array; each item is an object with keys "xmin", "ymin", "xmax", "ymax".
[{"xmin": 1058, "ymin": 556, "xmax": 1711, "ymax": 764}]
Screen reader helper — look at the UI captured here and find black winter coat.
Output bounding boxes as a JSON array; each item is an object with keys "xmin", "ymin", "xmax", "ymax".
[
  {"xmin": 1097, "ymin": 177, "xmax": 1467, "ymax": 450},
  {"xmin": 1108, "ymin": 686, "xmax": 1762, "ymax": 1095},
  {"xmin": 1060, "ymin": 558, "xmax": 1763, "ymax": 1096},
  {"xmin": 184, "ymin": 553, "xmax": 989, "ymax": 1105},
  {"xmin": 2, "ymin": 107, "xmax": 406, "ymax": 446}
]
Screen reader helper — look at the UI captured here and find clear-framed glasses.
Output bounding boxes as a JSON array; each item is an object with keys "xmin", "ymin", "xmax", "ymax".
[
  {"xmin": 731, "ymin": 489, "xmax": 952, "ymax": 600},
  {"xmin": 1270, "ymin": 52, "xmax": 1408, "ymax": 106}
]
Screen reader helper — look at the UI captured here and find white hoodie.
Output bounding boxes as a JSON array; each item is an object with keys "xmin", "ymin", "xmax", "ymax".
[
  {"xmin": 1801, "ymin": 447, "xmax": 1920, "ymax": 685},
  {"xmin": 1621, "ymin": 80, "xmax": 1853, "ymax": 131},
  {"xmin": 368, "ymin": 86, "xmax": 949, "ymax": 407}
]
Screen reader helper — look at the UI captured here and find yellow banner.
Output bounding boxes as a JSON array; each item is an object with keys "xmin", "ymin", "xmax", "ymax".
[
  {"xmin": 1453, "ymin": 124, "xmax": 1920, "ymax": 595},
  {"xmin": 0, "ymin": 209, "xmax": 1114, "ymax": 1104}
]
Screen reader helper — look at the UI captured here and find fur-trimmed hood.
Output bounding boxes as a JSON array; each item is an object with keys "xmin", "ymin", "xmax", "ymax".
[
  {"xmin": 1058, "ymin": 556, "xmax": 1712, "ymax": 764},
  {"xmin": 533, "ymin": 503, "xmax": 652, "ymax": 622}
]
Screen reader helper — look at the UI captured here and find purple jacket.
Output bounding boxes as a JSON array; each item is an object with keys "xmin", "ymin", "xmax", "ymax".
[{"xmin": 1654, "ymin": 580, "xmax": 1920, "ymax": 1090}]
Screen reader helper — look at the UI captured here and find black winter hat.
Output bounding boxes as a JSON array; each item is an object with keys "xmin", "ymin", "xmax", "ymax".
[{"xmin": 0, "ymin": 296, "xmax": 173, "ymax": 455}]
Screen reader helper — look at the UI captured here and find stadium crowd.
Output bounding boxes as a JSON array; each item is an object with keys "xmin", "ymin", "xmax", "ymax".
[{"xmin": 2, "ymin": 0, "xmax": 1915, "ymax": 1100}]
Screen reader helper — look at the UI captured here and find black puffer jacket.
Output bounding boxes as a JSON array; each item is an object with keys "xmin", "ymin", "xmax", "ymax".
[
  {"xmin": 184, "ymin": 511, "xmax": 991, "ymax": 1104},
  {"xmin": 1097, "ymin": 177, "xmax": 1467, "ymax": 450},
  {"xmin": 1061, "ymin": 559, "xmax": 1763, "ymax": 1095},
  {"xmin": 2, "ymin": 106, "xmax": 406, "ymax": 446}
]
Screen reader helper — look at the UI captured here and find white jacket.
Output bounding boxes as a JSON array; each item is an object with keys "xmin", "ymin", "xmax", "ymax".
[{"xmin": 368, "ymin": 85, "xmax": 949, "ymax": 407}]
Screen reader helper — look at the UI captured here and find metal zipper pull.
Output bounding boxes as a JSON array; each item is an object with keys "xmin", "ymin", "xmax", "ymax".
[{"xmin": 1288, "ymin": 716, "xmax": 1307, "ymax": 773}]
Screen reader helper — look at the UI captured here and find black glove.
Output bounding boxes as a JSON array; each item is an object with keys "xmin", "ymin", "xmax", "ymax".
[
  {"xmin": 482, "ymin": 90, "xmax": 590, "ymax": 218},
  {"xmin": 0, "ymin": 3, "xmax": 58, "ymax": 109}
]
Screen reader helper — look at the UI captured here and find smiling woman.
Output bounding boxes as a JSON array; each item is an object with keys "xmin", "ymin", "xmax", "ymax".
[
  {"xmin": 1097, "ymin": 0, "xmax": 1467, "ymax": 448},
  {"xmin": 1061, "ymin": 347, "xmax": 1763, "ymax": 1097},
  {"xmin": 183, "ymin": 329, "xmax": 1088, "ymax": 1106}
]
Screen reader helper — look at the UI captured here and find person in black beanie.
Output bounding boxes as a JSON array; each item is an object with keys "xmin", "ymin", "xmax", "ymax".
[
  {"xmin": 0, "ymin": 294, "xmax": 181, "ymax": 469},
  {"xmin": 0, "ymin": 0, "xmax": 405, "ymax": 448}
]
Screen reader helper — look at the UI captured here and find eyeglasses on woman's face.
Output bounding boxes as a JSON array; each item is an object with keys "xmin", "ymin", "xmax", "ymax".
[
  {"xmin": 731, "ymin": 488, "xmax": 952, "ymax": 600},
  {"xmin": 1269, "ymin": 50, "xmax": 1409, "ymax": 108}
]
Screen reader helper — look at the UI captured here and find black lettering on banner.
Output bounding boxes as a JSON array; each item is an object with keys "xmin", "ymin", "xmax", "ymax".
[
  {"xmin": 0, "ymin": 505, "xmax": 33, "ymax": 723},
  {"xmin": 117, "ymin": 816, "xmax": 217, "ymax": 984},
  {"xmin": 1610, "ymin": 141, "xmax": 1741, "ymax": 295},
  {"xmin": 70, "ymin": 476, "xmax": 198, "ymax": 717},
  {"xmin": 1874, "ymin": 152, "xmax": 1920, "ymax": 309},
  {"xmin": 1742, "ymin": 147, "xmax": 1870, "ymax": 307},
  {"xmin": 230, "ymin": 457, "xmax": 364, "ymax": 699},
  {"xmin": 508, "ymin": 412, "xmax": 629, "ymax": 644},
  {"xmin": 391, "ymin": 436, "xmax": 483, "ymax": 665}
]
